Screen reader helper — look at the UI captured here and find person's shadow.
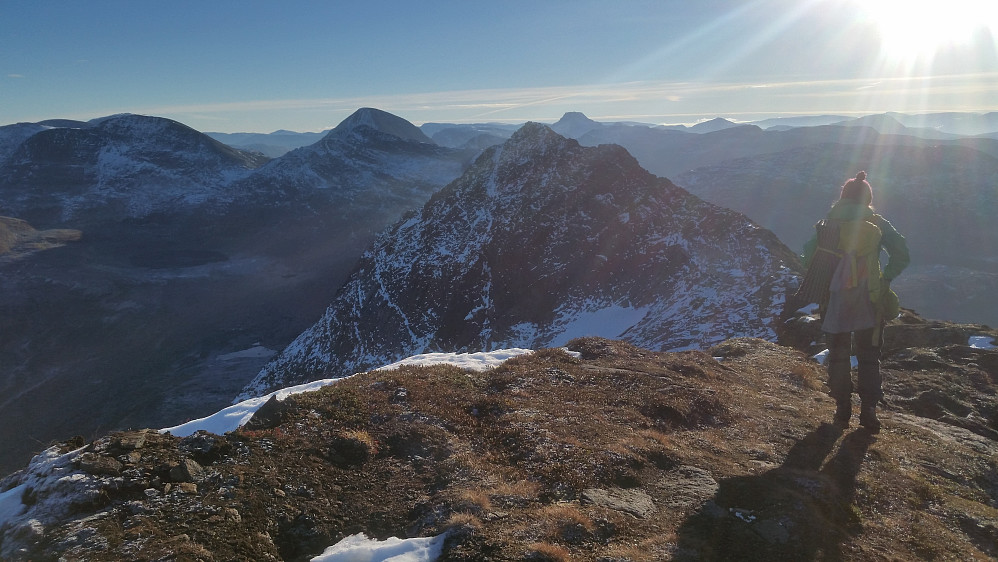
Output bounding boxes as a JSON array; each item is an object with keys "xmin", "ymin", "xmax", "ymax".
[{"xmin": 673, "ymin": 424, "xmax": 876, "ymax": 561}]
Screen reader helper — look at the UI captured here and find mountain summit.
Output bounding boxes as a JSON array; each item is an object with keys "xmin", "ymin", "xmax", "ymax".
[
  {"xmin": 551, "ymin": 111, "xmax": 603, "ymax": 139},
  {"xmin": 0, "ymin": 114, "xmax": 267, "ymax": 225},
  {"xmin": 239, "ymin": 123, "xmax": 799, "ymax": 397},
  {"xmin": 329, "ymin": 107, "xmax": 434, "ymax": 144}
]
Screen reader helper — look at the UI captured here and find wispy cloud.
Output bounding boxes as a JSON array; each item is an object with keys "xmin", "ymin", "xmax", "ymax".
[
  {"xmin": 102, "ymin": 72, "xmax": 998, "ymax": 131},
  {"xmin": 7, "ymin": 74, "xmax": 24, "ymax": 79}
]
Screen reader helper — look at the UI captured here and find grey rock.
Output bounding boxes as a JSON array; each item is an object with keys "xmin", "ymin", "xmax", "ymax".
[
  {"xmin": 582, "ymin": 487, "xmax": 656, "ymax": 518},
  {"xmin": 657, "ymin": 465, "xmax": 719, "ymax": 510}
]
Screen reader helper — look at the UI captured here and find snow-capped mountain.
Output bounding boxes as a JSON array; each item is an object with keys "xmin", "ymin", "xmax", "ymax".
[
  {"xmin": 0, "ymin": 108, "xmax": 474, "ymax": 475},
  {"xmin": 0, "ymin": 122, "xmax": 48, "ymax": 165},
  {"xmin": 239, "ymin": 123, "xmax": 800, "ymax": 398},
  {"xmin": 0, "ymin": 114, "xmax": 268, "ymax": 225},
  {"xmin": 235, "ymin": 108, "xmax": 470, "ymax": 213}
]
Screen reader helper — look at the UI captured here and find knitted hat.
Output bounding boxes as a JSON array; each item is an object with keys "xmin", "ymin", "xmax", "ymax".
[{"xmin": 840, "ymin": 171, "xmax": 873, "ymax": 206}]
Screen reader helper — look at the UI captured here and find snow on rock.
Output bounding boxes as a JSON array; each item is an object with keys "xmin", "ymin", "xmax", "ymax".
[{"xmin": 0, "ymin": 445, "xmax": 94, "ymax": 559}]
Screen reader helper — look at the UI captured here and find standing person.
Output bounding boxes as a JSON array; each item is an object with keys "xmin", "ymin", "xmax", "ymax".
[{"xmin": 802, "ymin": 171, "xmax": 909, "ymax": 432}]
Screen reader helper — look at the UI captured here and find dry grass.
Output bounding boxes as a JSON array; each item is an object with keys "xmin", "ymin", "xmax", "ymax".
[
  {"xmin": 525, "ymin": 541, "xmax": 572, "ymax": 561},
  {"xmin": 21, "ymin": 334, "xmax": 998, "ymax": 561}
]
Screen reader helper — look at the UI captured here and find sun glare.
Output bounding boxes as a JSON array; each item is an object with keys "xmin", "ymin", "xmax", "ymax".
[{"xmin": 859, "ymin": 0, "xmax": 997, "ymax": 58}]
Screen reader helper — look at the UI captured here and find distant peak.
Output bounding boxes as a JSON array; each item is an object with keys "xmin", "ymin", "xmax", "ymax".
[
  {"xmin": 556, "ymin": 111, "xmax": 595, "ymax": 124},
  {"xmin": 331, "ymin": 108, "xmax": 432, "ymax": 144},
  {"xmin": 690, "ymin": 117, "xmax": 741, "ymax": 133},
  {"xmin": 551, "ymin": 112, "xmax": 602, "ymax": 139}
]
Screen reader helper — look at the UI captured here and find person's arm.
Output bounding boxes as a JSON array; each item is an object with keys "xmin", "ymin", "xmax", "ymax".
[{"xmin": 876, "ymin": 215, "xmax": 910, "ymax": 281}]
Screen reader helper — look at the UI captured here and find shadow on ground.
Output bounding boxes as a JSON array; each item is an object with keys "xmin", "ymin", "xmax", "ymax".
[{"xmin": 675, "ymin": 423, "xmax": 876, "ymax": 560}]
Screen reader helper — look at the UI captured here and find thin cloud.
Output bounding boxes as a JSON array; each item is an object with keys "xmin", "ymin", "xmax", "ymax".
[
  {"xmin": 7, "ymin": 74, "xmax": 25, "ymax": 79},
  {"xmin": 123, "ymin": 73, "xmax": 997, "ymax": 118},
  {"xmin": 93, "ymin": 72, "xmax": 998, "ymax": 131}
]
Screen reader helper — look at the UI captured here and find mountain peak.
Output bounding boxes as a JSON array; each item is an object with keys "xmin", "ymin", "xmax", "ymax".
[
  {"xmin": 331, "ymin": 108, "xmax": 433, "ymax": 144},
  {"xmin": 237, "ymin": 120, "xmax": 799, "ymax": 398},
  {"xmin": 507, "ymin": 121, "xmax": 568, "ymax": 145},
  {"xmin": 689, "ymin": 117, "xmax": 740, "ymax": 133},
  {"xmin": 551, "ymin": 111, "xmax": 602, "ymax": 138}
]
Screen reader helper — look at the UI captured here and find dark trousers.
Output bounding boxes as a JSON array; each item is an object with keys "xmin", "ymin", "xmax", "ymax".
[{"xmin": 825, "ymin": 325, "xmax": 884, "ymax": 405}]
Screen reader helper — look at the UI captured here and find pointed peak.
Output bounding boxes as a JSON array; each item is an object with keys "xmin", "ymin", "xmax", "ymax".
[
  {"xmin": 508, "ymin": 122, "xmax": 565, "ymax": 144},
  {"xmin": 331, "ymin": 108, "xmax": 432, "ymax": 144}
]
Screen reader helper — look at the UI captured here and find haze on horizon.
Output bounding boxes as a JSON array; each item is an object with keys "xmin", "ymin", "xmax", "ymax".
[{"xmin": 2, "ymin": 0, "xmax": 996, "ymax": 133}]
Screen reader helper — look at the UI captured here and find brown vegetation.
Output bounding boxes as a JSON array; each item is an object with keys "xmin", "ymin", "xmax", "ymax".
[{"xmin": 2, "ymin": 315, "xmax": 996, "ymax": 560}]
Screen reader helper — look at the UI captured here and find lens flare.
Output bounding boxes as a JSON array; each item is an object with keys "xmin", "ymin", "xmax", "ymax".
[{"xmin": 858, "ymin": 0, "xmax": 997, "ymax": 58}]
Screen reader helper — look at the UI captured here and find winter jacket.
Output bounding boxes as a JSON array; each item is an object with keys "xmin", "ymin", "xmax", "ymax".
[{"xmin": 802, "ymin": 201, "xmax": 910, "ymax": 332}]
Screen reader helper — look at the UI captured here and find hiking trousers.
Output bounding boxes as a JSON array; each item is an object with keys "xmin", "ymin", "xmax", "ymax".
[{"xmin": 825, "ymin": 325, "xmax": 884, "ymax": 405}]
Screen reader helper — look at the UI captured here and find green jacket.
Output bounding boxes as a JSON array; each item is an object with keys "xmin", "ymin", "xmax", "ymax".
[{"xmin": 802, "ymin": 201, "xmax": 910, "ymax": 289}]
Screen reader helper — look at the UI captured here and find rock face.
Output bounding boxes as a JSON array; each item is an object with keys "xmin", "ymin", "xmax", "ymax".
[
  {"xmin": 0, "ymin": 312, "xmax": 994, "ymax": 561},
  {"xmin": 0, "ymin": 109, "xmax": 473, "ymax": 475},
  {"xmin": 240, "ymin": 123, "xmax": 800, "ymax": 398}
]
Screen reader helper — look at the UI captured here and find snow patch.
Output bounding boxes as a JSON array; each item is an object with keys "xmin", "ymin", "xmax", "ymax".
[
  {"xmin": 812, "ymin": 349, "xmax": 858, "ymax": 368},
  {"xmin": 969, "ymin": 335, "xmax": 996, "ymax": 349},
  {"xmin": 310, "ymin": 532, "xmax": 447, "ymax": 562},
  {"xmin": 549, "ymin": 304, "xmax": 651, "ymax": 348},
  {"xmin": 375, "ymin": 349, "xmax": 532, "ymax": 372},
  {"xmin": 0, "ymin": 484, "xmax": 27, "ymax": 526}
]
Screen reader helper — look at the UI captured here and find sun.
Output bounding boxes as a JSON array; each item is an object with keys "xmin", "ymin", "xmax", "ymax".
[{"xmin": 857, "ymin": 0, "xmax": 997, "ymax": 59}]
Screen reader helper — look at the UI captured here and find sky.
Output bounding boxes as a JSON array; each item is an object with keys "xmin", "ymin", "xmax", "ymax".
[{"xmin": 2, "ymin": 0, "xmax": 997, "ymax": 133}]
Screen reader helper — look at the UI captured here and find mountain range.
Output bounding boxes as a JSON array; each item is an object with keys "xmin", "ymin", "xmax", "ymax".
[
  {"xmin": 1, "ymin": 106, "xmax": 996, "ymax": 476},
  {"xmin": 0, "ymin": 109, "xmax": 471, "ymax": 474},
  {"xmin": 240, "ymin": 122, "xmax": 799, "ymax": 398}
]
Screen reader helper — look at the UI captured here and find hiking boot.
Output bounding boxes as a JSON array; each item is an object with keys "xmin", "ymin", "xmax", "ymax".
[
  {"xmin": 833, "ymin": 399, "xmax": 851, "ymax": 428},
  {"xmin": 859, "ymin": 405, "xmax": 881, "ymax": 433}
]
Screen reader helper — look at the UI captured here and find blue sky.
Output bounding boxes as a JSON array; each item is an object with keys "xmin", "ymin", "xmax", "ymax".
[{"xmin": 2, "ymin": 0, "xmax": 996, "ymax": 132}]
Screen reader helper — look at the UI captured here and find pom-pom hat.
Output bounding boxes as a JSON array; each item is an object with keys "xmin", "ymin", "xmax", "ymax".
[{"xmin": 840, "ymin": 171, "xmax": 873, "ymax": 206}]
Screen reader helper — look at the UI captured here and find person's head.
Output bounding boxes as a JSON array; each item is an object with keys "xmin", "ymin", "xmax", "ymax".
[{"xmin": 839, "ymin": 171, "xmax": 873, "ymax": 207}]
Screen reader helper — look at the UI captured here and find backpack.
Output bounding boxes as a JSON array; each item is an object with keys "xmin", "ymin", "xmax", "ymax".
[
  {"xmin": 786, "ymin": 219, "xmax": 843, "ymax": 313},
  {"xmin": 786, "ymin": 217, "xmax": 885, "ymax": 314}
]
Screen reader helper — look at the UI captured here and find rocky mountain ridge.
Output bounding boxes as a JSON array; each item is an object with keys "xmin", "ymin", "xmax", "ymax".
[
  {"xmin": 0, "ymin": 310, "xmax": 994, "ymax": 561},
  {"xmin": 240, "ymin": 123, "xmax": 800, "ymax": 398}
]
